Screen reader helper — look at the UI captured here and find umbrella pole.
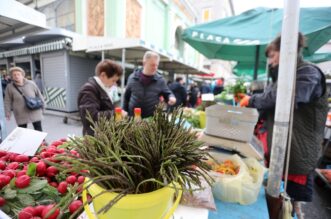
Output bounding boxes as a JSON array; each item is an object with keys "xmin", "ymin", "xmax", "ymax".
[
  {"xmin": 266, "ymin": 0, "xmax": 300, "ymax": 199},
  {"xmin": 0, "ymin": 84, "xmax": 7, "ymax": 140},
  {"xmin": 253, "ymin": 45, "xmax": 260, "ymax": 80},
  {"xmin": 120, "ymin": 48, "xmax": 126, "ymax": 107}
]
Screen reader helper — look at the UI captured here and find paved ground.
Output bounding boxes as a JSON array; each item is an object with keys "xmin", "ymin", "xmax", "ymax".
[
  {"xmin": 4, "ymin": 111, "xmax": 83, "ymax": 143},
  {"xmin": 2, "ymin": 112, "xmax": 331, "ymax": 218}
]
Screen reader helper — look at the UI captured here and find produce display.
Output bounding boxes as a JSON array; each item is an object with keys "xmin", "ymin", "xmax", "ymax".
[
  {"xmin": 0, "ymin": 140, "xmax": 85, "ymax": 219},
  {"xmin": 182, "ymin": 107, "xmax": 201, "ymax": 128},
  {"xmin": 215, "ymin": 80, "xmax": 247, "ymax": 104},
  {"xmin": 49, "ymin": 105, "xmax": 214, "ymax": 216},
  {"xmin": 320, "ymin": 169, "xmax": 331, "ymax": 183}
]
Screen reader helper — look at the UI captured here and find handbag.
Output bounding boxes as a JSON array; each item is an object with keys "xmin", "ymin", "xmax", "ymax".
[{"xmin": 13, "ymin": 83, "xmax": 43, "ymax": 110}]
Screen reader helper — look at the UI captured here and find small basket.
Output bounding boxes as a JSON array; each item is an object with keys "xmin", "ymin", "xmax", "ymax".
[{"xmin": 205, "ymin": 104, "xmax": 259, "ymax": 142}]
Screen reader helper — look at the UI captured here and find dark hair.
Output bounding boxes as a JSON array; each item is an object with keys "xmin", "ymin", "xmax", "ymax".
[
  {"xmin": 95, "ymin": 59, "xmax": 123, "ymax": 78},
  {"xmin": 265, "ymin": 32, "xmax": 305, "ymax": 57},
  {"xmin": 175, "ymin": 77, "xmax": 183, "ymax": 82}
]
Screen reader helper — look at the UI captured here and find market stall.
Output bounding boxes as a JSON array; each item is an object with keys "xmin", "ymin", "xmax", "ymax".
[
  {"xmin": 86, "ymin": 38, "xmax": 209, "ymax": 106},
  {"xmin": 1, "ymin": 1, "xmax": 329, "ymax": 219},
  {"xmin": 0, "ymin": 0, "xmax": 47, "ymax": 140},
  {"xmin": 0, "ymin": 104, "xmax": 268, "ymax": 219}
]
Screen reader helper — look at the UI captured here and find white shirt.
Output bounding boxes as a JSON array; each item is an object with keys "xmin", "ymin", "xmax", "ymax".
[{"xmin": 94, "ymin": 76, "xmax": 114, "ymax": 101}]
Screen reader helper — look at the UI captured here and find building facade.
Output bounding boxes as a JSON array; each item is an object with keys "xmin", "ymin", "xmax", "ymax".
[
  {"xmin": 189, "ymin": 0, "xmax": 234, "ymax": 79},
  {"xmin": 19, "ymin": 0, "xmax": 201, "ymax": 67}
]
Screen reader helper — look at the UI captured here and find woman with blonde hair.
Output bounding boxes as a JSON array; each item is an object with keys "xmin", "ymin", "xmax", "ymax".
[{"xmin": 4, "ymin": 67, "xmax": 45, "ymax": 131}]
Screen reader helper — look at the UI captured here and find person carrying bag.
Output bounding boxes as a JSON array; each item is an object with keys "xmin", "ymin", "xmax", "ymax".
[
  {"xmin": 4, "ymin": 67, "xmax": 45, "ymax": 131},
  {"xmin": 13, "ymin": 83, "xmax": 43, "ymax": 110}
]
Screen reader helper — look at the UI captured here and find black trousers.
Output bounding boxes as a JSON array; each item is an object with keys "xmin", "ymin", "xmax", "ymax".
[{"xmin": 18, "ymin": 121, "xmax": 43, "ymax": 132}]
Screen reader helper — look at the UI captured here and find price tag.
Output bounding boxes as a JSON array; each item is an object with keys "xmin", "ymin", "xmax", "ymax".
[
  {"xmin": 0, "ymin": 210, "xmax": 11, "ymax": 219},
  {"xmin": 77, "ymin": 203, "xmax": 96, "ymax": 219},
  {"xmin": 201, "ymin": 93, "xmax": 215, "ymax": 101},
  {"xmin": 0, "ymin": 127, "xmax": 47, "ymax": 156}
]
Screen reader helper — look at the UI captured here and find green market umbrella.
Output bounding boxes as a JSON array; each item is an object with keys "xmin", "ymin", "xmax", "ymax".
[
  {"xmin": 305, "ymin": 53, "xmax": 331, "ymax": 63},
  {"xmin": 234, "ymin": 52, "xmax": 331, "ymax": 79},
  {"xmin": 182, "ymin": 7, "xmax": 331, "ymax": 79},
  {"xmin": 233, "ymin": 61, "xmax": 267, "ymax": 78}
]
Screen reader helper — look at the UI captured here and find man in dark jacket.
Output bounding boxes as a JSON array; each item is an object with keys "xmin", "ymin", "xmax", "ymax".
[
  {"xmin": 77, "ymin": 59, "xmax": 125, "ymax": 135},
  {"xmin": 188, "ymin": 82, "xmax": 199, "ymax": 108},
  {"xmin": 1, "ymin": 74, "xmax": 11, "ymax": 97},
  {"xmin": 123, "ymin": 51, "xmax": 176, "ymax": 118},
  {"xmin": 213, "ymin": 78, "xmax": 224, "ymax": 95},
  {"xmin": 200, "ymin": 82, "xmax": 211, "ymax": 94},
  {"xmin": 169, "ymin": 77, "xmax": 187, "ymax": 110}
]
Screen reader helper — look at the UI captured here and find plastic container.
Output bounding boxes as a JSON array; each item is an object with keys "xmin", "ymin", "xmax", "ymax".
[
  {"xmin": 134, "ymin": 108, "xmax": 142, "ymax": 121},
  {"xmin": 209, "ymin": 152, "xmax": 265, "ymax": 205},
  {"xmin": 115, "ymin": 107, "xmax": 122, "ymax": 121},
  {"xmin": 199, "ymin": 111, "xmax": 206, "ymax": 128},
  {"xmin": 205, "ymin": 104, "xmax": 259, "ymax": 142},
  {"xmin": 82, "ymin": 179, "xmax": 182, "ymax": 219}
]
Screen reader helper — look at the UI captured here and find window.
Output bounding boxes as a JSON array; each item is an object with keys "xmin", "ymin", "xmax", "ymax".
[
  {"xmin": 202, "ymin": 8, "xmax": 211, "ymax": 22},
  {"xmin": 175, "ymin": 26, "xmax": 184, "ymax": 57},
  {"xmin": 39, "ymin": 0, "xmax": 75, "ymax": 31}
]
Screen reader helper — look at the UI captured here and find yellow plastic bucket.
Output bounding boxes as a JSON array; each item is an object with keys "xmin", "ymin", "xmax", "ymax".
[{"xmin": 82, "ymin": 180, "xmax": 182, "ymax": 219}]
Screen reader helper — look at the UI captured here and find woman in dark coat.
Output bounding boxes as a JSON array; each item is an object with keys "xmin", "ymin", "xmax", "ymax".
[
  {"xmin": 77, "ymin": 59, "xmax": 125, "ymax": 135},
  {"xmin": 240, "ymin": 33, "xmax": 328, "ymax": 218}
]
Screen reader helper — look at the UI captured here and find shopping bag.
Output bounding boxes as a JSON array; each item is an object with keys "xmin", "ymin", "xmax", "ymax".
[{"xmin": 266, "ymin": 192, "xmax": 294, "ymax": 219}]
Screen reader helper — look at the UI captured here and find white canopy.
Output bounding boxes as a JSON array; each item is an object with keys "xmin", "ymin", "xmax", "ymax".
[
  {"xmin": 0, "ymin": 0, "xmax": 47, "ymax": 139},
  {"xmin": 0, "ymin": 0, "xmax": 47, "ymax": 42},
  {"xmin": 86, "ymin": 38, "xmax": 208, "ymax": 75}
]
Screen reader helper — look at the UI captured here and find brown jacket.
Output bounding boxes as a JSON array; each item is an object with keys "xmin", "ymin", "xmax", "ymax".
[
  {"xmin": 77, "ymin": 77, "xmax": 114, "ymax": 135},
  {"xmin": 4, "ymin": 79, "xmax": 44, "ymax": 125}
]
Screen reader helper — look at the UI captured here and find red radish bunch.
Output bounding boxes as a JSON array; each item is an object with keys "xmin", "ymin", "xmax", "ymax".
[
  {"xmin": 69, "ymin": 200, "xmax": 83, "ymax": 214},
  {"xmin": 15, "ymin": 175, "xmax": 31, "ymax": 188},
  {"xmin": 0, "ymin": 197, "xmax": 6, "ymax": 206},
  {"xmin": 0, "ymin": 139, "xmax": 88, "ymax": 218},
  {"xmin": 41, "ymin": 204, "xmax": 60, "ymax": 219},
  {"xmin": 57, "ymin": 181, "xmax": 68, "ymax": 194},
  {"xmin": 17, "ymin": 205, "xmax": 60, "ymax": 219}
]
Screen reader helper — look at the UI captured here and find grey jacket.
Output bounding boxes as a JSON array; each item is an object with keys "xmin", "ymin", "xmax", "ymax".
[
  {"xmin": 249, "ymin": 61, "xmax": 328, "ymax": 175},
  {"xmin": 123, "ymin": 69, "xmax": 174, "ymax": 118},
  {"xmin": 4, "ymin": 79, "xmax": 45, "ymax": 125}
]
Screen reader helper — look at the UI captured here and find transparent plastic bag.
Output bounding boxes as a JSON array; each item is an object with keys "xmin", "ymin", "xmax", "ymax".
[
  {"xmin": 241, "ymin": 157, "xmax": 266, "ymax": 204},
  {"xmin": 209, "ymin": 153, "xmax": 265, "ymax": 205},
  {"xmin": 180, "ymin": 179, "xmax": 217, "ymax": 211}
]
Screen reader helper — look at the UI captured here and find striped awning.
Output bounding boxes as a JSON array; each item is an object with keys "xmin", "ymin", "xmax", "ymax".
[{"xmin": 0, "ymin": 38, "xmax": 71, "ymax": 58}]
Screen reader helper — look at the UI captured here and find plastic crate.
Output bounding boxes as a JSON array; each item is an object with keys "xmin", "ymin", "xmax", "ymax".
[{"xmin": 205, "ymin": 104, "xmax": 259, "ymax": 142}]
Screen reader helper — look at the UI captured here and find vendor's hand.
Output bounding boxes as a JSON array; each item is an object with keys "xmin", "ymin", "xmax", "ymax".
[
  {"xmin": 168, "ymin": 97, "xmax": 176, "ymax": 106},
  {"xmin": 234, "ymin": 93, "xmax": 246, "ymax": 103},
  {"xmin": 240, "ymin": 95, "xmax": 251, "ymax": 107},
  {"xmin": 5, "ymin": 113, "xmax": 10, "ymax": 121}
]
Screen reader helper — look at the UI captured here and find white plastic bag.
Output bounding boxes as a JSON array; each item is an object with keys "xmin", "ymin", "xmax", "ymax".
[
  {"xmin": 241, "ymin": 157, "xmax": 266, "ymax": 204},
  {"xmin": 209, "ymin": 153, "xmax": 265, "ymax": 205}
]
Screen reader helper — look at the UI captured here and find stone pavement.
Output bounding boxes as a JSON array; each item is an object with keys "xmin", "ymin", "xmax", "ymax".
[{"xmin": 3, "ymin": 111, "xmax": 83, "ymax": 143}]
